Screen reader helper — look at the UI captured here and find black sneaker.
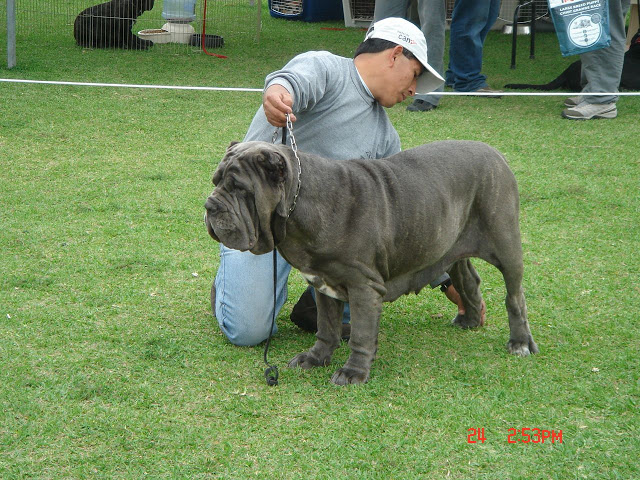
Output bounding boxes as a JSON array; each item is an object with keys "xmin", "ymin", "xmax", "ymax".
[
  {"xmin": 406, "ymin": 99, "xmax": 437, "ymax": 112},
  {"xmin": 290, "ymin": 287, "xmax": 351, "ymax": 340},
  {"xmin": 289, "ymin": 287, "xmax": 317, "ymax": 333}
]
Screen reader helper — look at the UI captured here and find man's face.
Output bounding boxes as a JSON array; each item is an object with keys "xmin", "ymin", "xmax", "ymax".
[{"xmin": 377, "ymin": 50, "xmax": 423, "ymax": 108}]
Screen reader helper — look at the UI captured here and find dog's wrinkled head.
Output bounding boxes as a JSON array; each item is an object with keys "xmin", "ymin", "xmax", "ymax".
[{"xmin": 204, "ymin": 141, "xmax": 292, "ymax": 255}]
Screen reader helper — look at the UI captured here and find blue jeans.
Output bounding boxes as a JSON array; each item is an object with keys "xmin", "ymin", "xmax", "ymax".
[
  {"xmin": 214, "ymin": 244, "xmax": 350, "ymax": 346},
  {"xmin": 214, "ymin": 245, "xmax": 291, "ymax": 346},
  {"xmin": 446, "ymin": 0, "xmax": 501, "ymax": 92}
]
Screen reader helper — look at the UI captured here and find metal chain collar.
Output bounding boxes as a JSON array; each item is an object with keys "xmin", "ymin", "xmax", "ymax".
[{"xmin": 272, "ymin": 113, "xmax": 302, "ymax": 218}]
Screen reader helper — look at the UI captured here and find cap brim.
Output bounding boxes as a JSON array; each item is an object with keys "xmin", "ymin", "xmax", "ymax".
[{"xmin": 415, "ymin": 60, "xmax": 445, "ymax": 94}]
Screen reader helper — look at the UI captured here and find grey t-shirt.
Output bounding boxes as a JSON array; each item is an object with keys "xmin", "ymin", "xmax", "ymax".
[{"xmin": 244, "ymin": 51, "xmax": 401, "ymax": 161}]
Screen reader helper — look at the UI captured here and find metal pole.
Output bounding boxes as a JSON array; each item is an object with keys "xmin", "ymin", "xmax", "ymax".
[
  {"xmin": 7, "ymin": 0, "xmax": 17, "ymax": 68},
  {"xmin": 529, "ymin": 0, "xmax": 536, "ymax": 59},
  {"xmin": 256, "ymin": 0, "xmax": 261, "ymax": 43}
]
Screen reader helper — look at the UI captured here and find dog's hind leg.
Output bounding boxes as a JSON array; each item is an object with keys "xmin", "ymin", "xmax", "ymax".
[
  {"xmin": 487, "ymin": 226, "xmax": 538, "ymax": 356},
  {"xmin": 500, "ymin": 252, "xmax": 538, "ymax": 356},
  {"xmin": 288, "ymin": 293, "xmax": 343, "ymax": 370},
  {"xmin": 449, "ymin": 259, "xmax": 485, "ymax": 329}
]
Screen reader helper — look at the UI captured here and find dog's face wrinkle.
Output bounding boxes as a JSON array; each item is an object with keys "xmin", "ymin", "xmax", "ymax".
[
  {"xmin": 208, "ymin": 171, "xmax": 261, "ymax": 251},
  {"xmin": 224, "ymin": 167, "xmax": 254, "ymax": 197}
]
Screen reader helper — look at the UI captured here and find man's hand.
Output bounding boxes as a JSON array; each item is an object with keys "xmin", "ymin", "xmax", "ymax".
[{"xmin": 263, "ymin": 84, "xmax": 297, "ymax": 127}]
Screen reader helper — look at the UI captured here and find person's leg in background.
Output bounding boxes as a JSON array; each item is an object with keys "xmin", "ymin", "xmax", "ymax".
[
  {"xmin": 373, "ymin": 0, "xmax": 411, "ymax": 22},
  {"xmin": 407, "ymin": 0, "xmax": 446, "ymax": 112},
  {"xmin": 446, "ymin": 0, "xmax": 501, "ymax": 93},
  {"xmin": 563, "ymin": 0, "xmax": 631, "ymax": 120}
]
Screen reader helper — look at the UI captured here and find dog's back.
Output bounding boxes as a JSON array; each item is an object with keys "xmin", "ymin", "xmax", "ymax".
[
  {"xmin": 367, "ymin": 141, "xmax": 517, "ymax": 218},
  {"xmin": 313, "ymin": 141, "xmax": 520, "ymax": 283}
]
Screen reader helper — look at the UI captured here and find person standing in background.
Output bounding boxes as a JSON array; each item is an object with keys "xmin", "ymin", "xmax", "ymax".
[
  {"xmin": 562, "ymin": 0, "xmax": 631, "ymax": 120},
  {"xmin": 446, "ymin": 0, "xmax": 503, "ymax": 95}
]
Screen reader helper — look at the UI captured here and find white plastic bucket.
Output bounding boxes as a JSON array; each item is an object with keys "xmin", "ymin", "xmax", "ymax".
[{"xmin": 162, "ymin": 0, "xmax": 197, "ymax": 22}]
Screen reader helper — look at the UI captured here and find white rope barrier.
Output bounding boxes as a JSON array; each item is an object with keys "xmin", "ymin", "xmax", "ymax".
[
  {"xmin": 0, "ymin": 78, "xmax": 262, "ymax": 92},
  {"xmin": 1, "ymin": 77, "xmax": 639, "ymax": 96}
]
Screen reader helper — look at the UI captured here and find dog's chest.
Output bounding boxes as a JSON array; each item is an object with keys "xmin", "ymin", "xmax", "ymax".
[{"xmin": 300, "ymin": 272, "xmax": 347, "ymax": 302}]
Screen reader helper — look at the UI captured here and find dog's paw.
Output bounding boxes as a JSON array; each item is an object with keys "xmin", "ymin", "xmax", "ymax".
[
  {"xmin": 452, "ymin": 301, "xmax": 486, "ymax": 329},
  {"xmin": 288, "ymin": 352, "xmax": 330, "ymax": 370},
  {"xmin": 452, "ymin": 313, "xmax": 482, "ymax": 329},
  {"xmin": 330, "ymin": 367, "xmax": 369, "ymax": 386},
  {"xmin": 507, "ymin": 337, "xmax": 539, "ymax": 356}
]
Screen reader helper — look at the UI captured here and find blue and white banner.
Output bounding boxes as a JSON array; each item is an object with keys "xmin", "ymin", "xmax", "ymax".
[{"xmin": 549, "ymin": 0, "xmax": 611, "ymax": 56}]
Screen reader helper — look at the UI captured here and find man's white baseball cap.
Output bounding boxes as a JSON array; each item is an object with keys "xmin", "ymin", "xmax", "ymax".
[{"xmin": 364, "ymin": 17, "xmax": 445, "ymax": 94}]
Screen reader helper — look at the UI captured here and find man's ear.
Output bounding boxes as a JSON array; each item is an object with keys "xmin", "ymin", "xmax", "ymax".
[{"xmin": 389, "ymin": 45, "xmax": 405, "ymax": 67}]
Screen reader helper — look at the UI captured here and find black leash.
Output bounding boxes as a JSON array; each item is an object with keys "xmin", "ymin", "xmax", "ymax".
[
  {"xmin": 263, "ymin": 119, "xmax": 289, "ymax": 387},
  {"xmin": 263, "ymin": 248, "xmax": 279, "ymax": 386}
]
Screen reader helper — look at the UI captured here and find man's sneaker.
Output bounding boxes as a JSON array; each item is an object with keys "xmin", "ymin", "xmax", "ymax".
[
  {"xmin": 562, "ymin": 102, "xmax": 617, "ymax": 120},
  {"xmin": 564, "ymin": 96, "xmax": 583, "ymax": 107},
  {"xmin": 289, "ymin": 287, "xmax": 317, "ymax": 333},
  {"xmin": 407, "ymin": 99, "xmax": 437, "ymax": 112},
  {"xmin": 290, "ymin": 287, "xmax": 351, "ymax": 340}
]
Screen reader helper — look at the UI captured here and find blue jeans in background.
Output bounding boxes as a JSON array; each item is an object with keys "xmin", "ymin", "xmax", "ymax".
[{"xmin": 446, "ymin": 0, "xmax": 501, "ymax": 92}]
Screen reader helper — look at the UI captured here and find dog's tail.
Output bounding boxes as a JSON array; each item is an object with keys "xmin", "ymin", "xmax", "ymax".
[{"xmin": 505, "ymin": 61, "xmax": 582, "ymax": 91}]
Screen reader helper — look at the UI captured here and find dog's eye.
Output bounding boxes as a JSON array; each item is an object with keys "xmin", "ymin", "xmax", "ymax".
[{"xmin": 227, "ymin": 177, "xmax": 248, "ymax": 195}]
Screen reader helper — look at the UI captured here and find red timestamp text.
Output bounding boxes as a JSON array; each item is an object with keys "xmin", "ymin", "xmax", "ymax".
[
  {"xmin": 467, "ymin": 428, "xmax": 486, "ymax": 443},
  {"xmin": 467, "ymin": 428, "xmax": 563, "ymax": 444},
  {"xmin": 507, "ymin": 428, "xmax": 563, "ymax": 444}
]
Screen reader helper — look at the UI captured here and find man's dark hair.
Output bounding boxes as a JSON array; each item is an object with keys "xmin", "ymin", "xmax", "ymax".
[{"xmin": 354, "ymin": 38, "xmax": 417, "ymax": 61}]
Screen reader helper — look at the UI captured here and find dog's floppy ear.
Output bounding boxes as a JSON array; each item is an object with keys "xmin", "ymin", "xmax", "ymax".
[
  {"xmin": 256, "ymin": 148, "xmax": 290, "ymax": 247},
  {"xmin": 257, "ymin": 150, "xmax": 288, "ymax": 186},
  {"xmin": 212, "ymin": 162, "xmax": 224, "ymax": 186}
]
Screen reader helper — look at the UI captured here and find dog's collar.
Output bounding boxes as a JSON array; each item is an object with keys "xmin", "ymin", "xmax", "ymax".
[
  {"xmin": 273, "ymin": 114, "xmax": 302, "ymax": 219},
  {"xmin": 287, "ymin": 148, "xmax": 302, "ymax": 218}
]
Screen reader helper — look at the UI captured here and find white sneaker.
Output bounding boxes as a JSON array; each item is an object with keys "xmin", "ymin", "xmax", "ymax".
[
  {"xmin": 562, "ymin": 102, "xmax": 617, "ymax": 120},
  {"xmin": 564, "ymin": 96, "xmax": 583, "ymax": 107}
]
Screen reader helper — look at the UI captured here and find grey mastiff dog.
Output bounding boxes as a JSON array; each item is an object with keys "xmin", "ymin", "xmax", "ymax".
[{"xmin": 204, "ymin": 140, "xmax": 538, "ymax": 385}]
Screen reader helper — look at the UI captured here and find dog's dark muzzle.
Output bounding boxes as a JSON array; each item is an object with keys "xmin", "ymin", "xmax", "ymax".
[{"xmin": 204, "ymin": 194, "xmax": 254, "ymax": 251}]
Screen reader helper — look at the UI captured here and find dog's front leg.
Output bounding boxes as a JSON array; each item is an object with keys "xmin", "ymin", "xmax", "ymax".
[
  {"xmin": 331, "ymin": 285, "xmax": 382, "ymax": 385},
  {"xmin": 288, "ymin": 292, "xmax": 343, "ymax": 369}
]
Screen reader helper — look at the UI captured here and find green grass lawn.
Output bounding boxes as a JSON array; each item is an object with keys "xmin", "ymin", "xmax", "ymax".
[{"xmin": 1, "ymin": 3, "xmax": 639, "ymax": 478}]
